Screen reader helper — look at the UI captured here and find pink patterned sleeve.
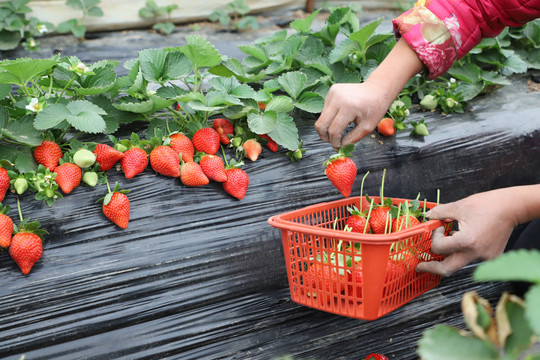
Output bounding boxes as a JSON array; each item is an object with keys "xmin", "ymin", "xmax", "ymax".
[{"xmin": 393, "ymin": 0, "xmax": 540, "ymax": 79}]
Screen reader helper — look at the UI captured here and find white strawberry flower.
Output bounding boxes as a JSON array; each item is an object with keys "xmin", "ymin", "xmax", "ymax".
[
  {"xmin": 37, "ymin": 24, "xmax": 49, "ymax": 34},
  {"xmin": 25, "ymin": 98, "xmax": 44, "ymax": 112}
]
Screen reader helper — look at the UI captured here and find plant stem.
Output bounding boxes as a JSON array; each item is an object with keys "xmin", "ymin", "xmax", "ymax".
[
  {"xmin": 56, "ymin": 75, "xmax": 78, "ymax": 103},
  {"xmin": 16, "ymin": 196, "xmax": 24, "ymax": 223}
]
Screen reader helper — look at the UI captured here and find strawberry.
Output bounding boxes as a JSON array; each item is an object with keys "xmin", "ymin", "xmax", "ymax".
[
  {"xmin": 212, "ymin": 118, "xmax": 234, "ymax": 145},
  {"xmin": 9, "ymin": 232, "xmax": 43, "ymax": 275},
  {"xmin": 192, "ymin": 127, "xmax": 220, "ymax": 155},
  {"xmin": 199, "ymin": 154, "xmax": 227, "ymax": 182},
  {"xmin": 54, "ymin": 162, "xmax": 82, "ymax": 194},
  {"xmin": 0, "ymin": 205, "xmax": 13, "ymax": 248},
  {"xmin": 304, "ymin": 263, "xmax": 347, "ymax": 303},
  {"xmin": 121, "ymin": 147, "xmax": 148, "ymax": 179},
  {"xmin": 93, "ymin": 143, "xmax": 124, "ymax": 171},
  {"xmin": 34, "ymin": 140, "xmax": 63, "ymax": 171},
  {"xmin": 102, "ymin": 182, "xmax": 130, "ymax": 229},
  {"xmin": 347, "ymin": 263, "xmax": 363, "ymax": 298},
  {"xmin": 150, "ymin": 145, "xmax": 180, "ymax": 177},
  {"xmin": 180, "ymin": 161, "xmax": 209, "ymax": 186},
  {"xmin": 369, "ymin": 206, "xmax": 392, "ymax": 234},
  {"xmin": 169, "ymin": 133, "xmax": 194, "ymax": 163},
  {"xmin": 257, "ymin": 102, "xmax": 267, "ymax": 111},
  {"xmin": 243, "ymin": 139, "xmax": 262, "ymax": 161},
  {"xmin": 392, "ymin": 214, "xmax": 421, "ymax": 232},
  {"xmin": 0, "ymin": 167, "xmax": 10, "ymax": 202},
  {"xmin": 73, "ymin": 148, "xmax": 96, "ymax": 169},
  {"xmin": 222, "ymin": 168, "xmax": 249, "ymax": 200},
  {"xmin": 259, "ymin": 134, "xmax": 278, "ymax": 152},
  {"xmin": 324, "ymin": 144, "xmax": 357, "ymax": 198},
  {"xmin": 364, "ymin": 354, "xmax": 389, "ymax": 360},
  {"xmin": 377, "ymin": 117, "xmax": 395, "ymax": 137},
  {"xmin": 346, "ymin": 214, "xmax": 370, "ymax": 233}
]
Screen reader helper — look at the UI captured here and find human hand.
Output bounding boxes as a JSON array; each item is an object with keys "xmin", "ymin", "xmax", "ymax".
[
  {"xmin": 314, "ymin": 82, "xmax": 393, "ymax": 149},
  {"xmin": 417, "ymin": 190, "xmax": 519, "ymax": 276}
]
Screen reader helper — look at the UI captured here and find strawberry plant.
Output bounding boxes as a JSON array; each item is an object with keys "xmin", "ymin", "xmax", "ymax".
[
  {"xmin": 418, "ymin": 249, "xmax": 540, "ymax": 360},
  {"xmin": 138, "ymin": 0, "xmax": 178, "ymax": 35},
  {"xmin": 209, "ymin": 0, "xmax": 259, "ymax": 32},
  {"xmin": 56, "ymin": 0, "xmax": 104, "ymax": 40}
]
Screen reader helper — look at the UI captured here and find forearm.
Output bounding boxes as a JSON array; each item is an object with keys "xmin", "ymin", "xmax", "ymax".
[
  {"xmin": 506, "ymin": 184, "xmax": 540, "ymax": 226},
  {"xmin": 364, "ymin": 38, "xmax": 424, "ymax": 107}
]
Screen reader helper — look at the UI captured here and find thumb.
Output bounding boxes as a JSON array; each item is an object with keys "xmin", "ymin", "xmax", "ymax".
[{"xmin": 426, "ymin": 202, "xmax": 459, "ymax": 222}]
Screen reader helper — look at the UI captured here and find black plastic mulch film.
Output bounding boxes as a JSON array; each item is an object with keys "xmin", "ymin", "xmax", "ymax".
[{"xmin": 1, "ymin": 29, "xmax": 539, "ymax": 360}]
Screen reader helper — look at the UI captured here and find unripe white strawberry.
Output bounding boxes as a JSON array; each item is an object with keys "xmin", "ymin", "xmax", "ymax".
[{"xmin": 73, "ymin": 149, "xmax": 96, "ymax": 168}]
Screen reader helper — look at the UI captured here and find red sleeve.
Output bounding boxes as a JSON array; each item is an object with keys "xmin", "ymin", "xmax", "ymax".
[{"xmin": 393, "ymin": 0, "xmax": 540, "ymax": 79}]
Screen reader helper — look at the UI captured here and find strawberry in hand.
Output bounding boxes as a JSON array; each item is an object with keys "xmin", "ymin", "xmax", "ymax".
[{"xmin": 324, "ymin": 144, "xmax": 357, "ymax": 198}]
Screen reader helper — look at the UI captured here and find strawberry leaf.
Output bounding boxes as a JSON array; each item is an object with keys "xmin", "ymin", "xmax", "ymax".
[
  {"xmin": 295, "ymin": 91, "xmax": 325, "ymax": 113},
  {"xmin": 4, "ymin": 114, "xmax": 43, "ymax": 146},
  {"xmin": 180, "ymin": 35, "xmax": 222, "ymax": 70},
  {"xmin": 113, "ymin": 96, "xmax": 153, "ymax": 113},
  {"xmin": 34, "ymin": 103, "xmax": 72, "ymax": 130},
  {"xmin": 66, "ymin": 100, "xmax": 107, "ymax": 133},
  {"xmin": 247, "ymin": 111, "xmax": 277, "ymax": 135},
  {"xmin": 265, "ymin": 96, "xmax": 294, "ymax": 113},
  {"xmin": 277, "ymin": 71, "xmax": 306, "ymax": 100},
  {"xmin": 0, "ymin": 57, "xmax": 58, "ymax": 86},
  {"xmin": 267, "ymin": 112, "xmax": 300, "ymax": 151}
]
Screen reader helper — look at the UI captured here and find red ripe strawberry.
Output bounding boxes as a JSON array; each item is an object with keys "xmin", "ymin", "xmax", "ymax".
[
  {"xmin": 324, "ymin": 157, "xmax": 357, "ymax": 198},
  {"xmin": 192, "ymin": 127, "xmax": 220, "ymax": 155},
  {"xmin": 213, "ymin": 118, "xmax": 234, "ymax": 145},
  {"xmin": 93, "ymin": 143, "xmax": 124, "ymax": 171},
  {"xmin": 0, "ymin": 209, "xmax": 13, "ymax": 248},
  {"xmin": 369, "ymin": 206, "xmax": 392, "ymax": 234},
  {"xmin": 259, "ymin": 134, "xmax": 278, "ymax": 152},
  {"xmin": 9, "ymin": 232, "xmax": 43, "ymax": 275},
  {"xmin": 364, "ymin": 354, "xmax": 389, "ymax": 360},
  {"xmin": 180, "ymin": 161, "xmax": 209, "ymax": 186},
  {"xmin": 54, "ymin": 163, "xmax": 82, "ymax": 194},
  {"xmin": 0, "ymin": 167, "xmax": 10, "ymax": 202},
  {"xmin": 346, "ymin": 215, "xmax": 370, "ymax": 233},
  {"xmin": 222, "ymin": 168, "xmax": 249, "ymax": 200},
  {"xmin": 150, "ymin": 145, "xmax": 180, "ymax": 177},
  {"xmin": 257, "ymin": 102, "xmax": 267, "ymax": 111},
  {"xmin": 392, "ymin": 214, "xmax": 421, "ymax": 232},
  {"xmin": 103, "ymin": 192, "xmax": 130, "ymax": 229},
  {"xmin": 347, "ymin": 263, "xmax": 363, "ymax": 298},
  {"xmin": 121, "ymin": 147, "xmax": 148, "ymax": 179},
  {"xmin": 199, "ymin": 154, "xmax": 227, "ymax": 182},
  {"xmin": 169, "ymin": 133, "xmax": 194, "ymax": 163},
  {"xmin": 377, "ymin": 117, "xmax": 395, "ymax": 137},
  {"xmin": 243, "ymin": 139, "xmax": 262, "ymax": 161},
  {"xmin": 34, "ymin": 140, "xmax": 63, "ymax": 171}
]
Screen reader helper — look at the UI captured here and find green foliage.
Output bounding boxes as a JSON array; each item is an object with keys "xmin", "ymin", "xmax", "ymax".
[
  {"xmin": 0, "ymin": 0, "xmax": 54, "ymax": 52},
  {"xmin": 56, "ymin": 0, "xmax": 103, "ymax": 39},
  {"xmin": 419, "ymin": 250, "xmax": 540, "ymax": 360},
  {"xmin": 138, "ymin": 0, "xmax": 178, "ymax": 35},
  {"xmin": 209, "ymin": 0, "xmax": 259, "ymax": 31}
]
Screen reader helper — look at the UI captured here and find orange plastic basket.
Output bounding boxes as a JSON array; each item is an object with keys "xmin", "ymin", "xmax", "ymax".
[{"xmin": 268, "ymin": 196, "xmax": 453, "ymax": 320}]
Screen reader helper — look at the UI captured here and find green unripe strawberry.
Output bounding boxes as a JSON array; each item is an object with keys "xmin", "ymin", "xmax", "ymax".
[
  {"xmin": 232, "ymin": 137, "xmax": 242, "ymax": 147},
  {"xmin": 420, "ymin": 94, "xmax": 438, "ymax": 110},
  {"xmin": 82, "ymin": 171, "xmax": 99, "ymax": 187},
  {"xmin": 14, "ymin": 178, "xmax": 28, "ymax": 195},
  {"xmin": 73, "ymin": 149, "xmax": 96, "ymax": 168},
  {"xmin": 45, "ymin": 188, "xmax": 55, "ymax": 198},
  {"xmin": 114, "ymin": 143, "xmax": 128, "ymax": 153},
  {"xmin": 446, "ymin": 98, "xmax": 458, "ymax": 109},
  {"xmin": 414, "ymin": 123, "xmax": 429, "ymax": 136}
]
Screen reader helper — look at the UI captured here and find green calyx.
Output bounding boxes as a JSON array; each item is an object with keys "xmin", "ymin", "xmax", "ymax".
[{"xmin": 324, "ymin": 143, "xmax": 355, "ymax": 166}]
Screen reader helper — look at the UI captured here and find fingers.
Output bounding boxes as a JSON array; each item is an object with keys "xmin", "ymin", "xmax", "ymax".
[
  {"xmin": 314, "ymin": 99, "xmax": 338, "ymax": 144},
  {"xmin": 426, "ymin": 202, "xmax": 460, "ymax": 222},
  {"xmin": 429, "ymin": 227, "xmax": 468, "ymax": 256},
  {"xmin": 416, "ymin": 252, "xmax": 474, "ymax": 276}
]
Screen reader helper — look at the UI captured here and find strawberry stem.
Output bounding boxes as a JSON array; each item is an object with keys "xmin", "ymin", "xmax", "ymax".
[
  {"xmin": 380, "ymin": 169, "xmax": 386, "ymax": 206},
  {"xmin": 359, "ymin": 171, "xmax": 369, "ymax": 212},
  {"xmin": 16, "ymin": 196, "xmax": 23, "ymax": 223},
  {"xmin": 437, "ymin": 189, "xmax": 440, "ymax": 206},
  {"xmin": 363, "ymin": 198, "xmax": 374, "ymax": 234},
  {"xmin": 105, "ymin": 174, "xmax": 111, "ymax": 193}
]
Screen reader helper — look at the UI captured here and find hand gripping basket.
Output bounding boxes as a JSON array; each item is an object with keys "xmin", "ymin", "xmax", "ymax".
[{"xmin": 268, "ymin": 196, "xmax": 453, "ymax": 320}]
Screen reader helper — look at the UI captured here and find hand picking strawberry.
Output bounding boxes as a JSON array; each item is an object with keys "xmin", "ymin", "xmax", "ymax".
[{"xmin": 324, "ymin": 144, "xmax": 357, "ymax": 198}]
